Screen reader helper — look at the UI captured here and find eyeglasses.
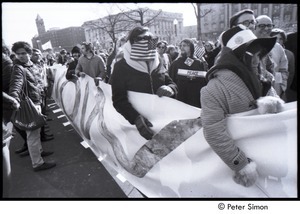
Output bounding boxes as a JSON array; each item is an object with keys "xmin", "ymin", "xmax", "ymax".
[
  {"xmin": 257, "ymin": 24, "xmax": 274, "ymax": 29},
  {"xmin": 238, "ymin": 20, "xmax": 256, "ymax": 27},
  {"xmin": 157, "ymin": 46, "xmax": 166, "ymax": 49}
]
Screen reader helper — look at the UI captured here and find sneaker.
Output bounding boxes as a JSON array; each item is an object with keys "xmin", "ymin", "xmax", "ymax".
[
  {"xmin": 33, "ymin": 162, "xmax": 56, "ymax": 172},
  {"xmin": 15, "ymin": 145, "xmax": 28, "ymax": 154}
]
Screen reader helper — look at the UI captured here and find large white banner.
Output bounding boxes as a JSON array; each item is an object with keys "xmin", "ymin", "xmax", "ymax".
[{"xmin": 51, "ymin": 64, "xmax": 297, "ymax": 198}]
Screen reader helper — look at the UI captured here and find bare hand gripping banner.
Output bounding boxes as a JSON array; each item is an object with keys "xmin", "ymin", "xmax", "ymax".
[{"xmin": 51, "ymin": 64, "xmax": 297, "ymax": 198}]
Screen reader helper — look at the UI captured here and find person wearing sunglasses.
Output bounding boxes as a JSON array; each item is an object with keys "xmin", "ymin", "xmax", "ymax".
[
  {"xmin": 254, "ymin": 15, "xmax": 288, "ymax": 101},
  {"xmin": 156, "ymin": 40, "xmax": 171, "ymax": 72},
  {"xmin": 110, "ymin": 26, "xmax": 178, "ymax": 140}
]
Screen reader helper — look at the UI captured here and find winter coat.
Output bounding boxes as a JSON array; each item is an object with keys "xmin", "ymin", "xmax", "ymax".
[
  {"xmin": 2, "ymin": 53, "xmax": 13, "ymax": 93},
  {"xmin": 200, "ymin": 47, "xmax": 277, "ymax": 172},
  {"xmin": 9, "ymin": 59, "xmax": 42, "ymax": 105},
  {"xmin": 168, "ymin": 56, "xmax": 207, "ymax": 108},
  {"xmin": 66, "ymin": 59, "xmax": 78, "ymax": 80},
  {"xmin": 110, "ymin": 42, "xmax": 178, "ymax": 125}
]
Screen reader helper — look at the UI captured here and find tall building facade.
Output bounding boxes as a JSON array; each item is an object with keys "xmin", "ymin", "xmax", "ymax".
[
  {"xmin": 82, "ymin": 8, "xmax": 184, "ymax": 50},
  {"xmin": 186, "ymin": 3, "xmax": 297, "ymax": 42},
  {"xmin": 32, "ymin": 15, "xmax": 86, "ymax": 52},
  {"xmin": 36, "ymin": 14, "xmax": 46, "ymax": 35}
]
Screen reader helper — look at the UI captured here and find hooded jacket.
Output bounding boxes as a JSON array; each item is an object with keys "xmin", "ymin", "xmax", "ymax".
[
  {"xmin": 110, "ymin": 41, "xmax": 178, "ymax": 125},
  {"xmin": 200, "ymin": 47, "xmax": 275, "ymax": 172}
]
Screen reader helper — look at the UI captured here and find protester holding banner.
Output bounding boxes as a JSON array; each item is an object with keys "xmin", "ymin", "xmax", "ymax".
[
  {"xmin": 168, "ymin": 38, "xmax": 207, "ymax": 108},
  {"xmin": 200, "ymin": 25, "xmax": 285, "ymax": 187},
  {"xmin": 110, "ymin": 26, "xmax": 178, "ymax": 140},
  {"xmin": 66, "ymin": 46, "xmax": 81, "ymax": 80},
  {"xmin": 75, "ymin": 42, "xmax": 106, "ymax": 86},
  {"xmin": 9, "ymin": 41, "xmax": 56, "ymax": 172}
]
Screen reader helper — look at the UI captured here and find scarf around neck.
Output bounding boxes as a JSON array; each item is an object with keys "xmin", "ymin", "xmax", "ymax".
[{"xmin": 207, "ymin": 47, "xmax": 263, "ymax": 100}]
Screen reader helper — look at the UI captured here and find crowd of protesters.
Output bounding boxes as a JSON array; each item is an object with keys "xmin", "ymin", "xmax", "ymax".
[{"xmin": 2, "ymin": 7, "xmax": 297, "ymax": 197}]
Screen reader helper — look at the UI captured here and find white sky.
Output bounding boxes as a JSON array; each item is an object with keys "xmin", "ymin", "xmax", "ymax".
[{"xmin": 2, "ymin": 2, "xmax": 197, "ymax": 47}]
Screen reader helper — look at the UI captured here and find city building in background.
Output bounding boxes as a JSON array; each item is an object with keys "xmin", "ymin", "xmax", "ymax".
[
  {"xmin": 184, "ymin": 3, "xmax": 297, "ymax": 42},
  {"xmin": 82, "ymin": 8, "xmax": 184, "ymax": 50},
  {"xmin": 30, "ymin": 4, "xmax": 297, "ymax": 52},
  {"xmin": 32, "ymin": 14, "xmax": 86, "ymax": 52}
]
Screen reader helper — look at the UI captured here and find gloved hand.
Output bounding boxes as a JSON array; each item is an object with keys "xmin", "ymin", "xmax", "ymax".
[
  {"xmin": 256, "ymin": 96, "xmax": 284, "ymax": 114},
  {"xmin": 233, "ymin": 160, "xmax": 258, "ymax": 187},
  {"xmin": 156, "ymin": 85, "xmax": 174, "ymax": 97},
  {"xmin": 94, "ymin": 77, "xmax": 102, "ymax": 87},
  {"xmin": 134, "ymin": 115, "xmax": 154, "ymax": 140}
]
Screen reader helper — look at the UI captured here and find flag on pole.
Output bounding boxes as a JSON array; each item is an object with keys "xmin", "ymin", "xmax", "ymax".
[
  {"xmin": 42, "ymin": 40, "xmax": 53, "ymax": 50},
  {"xmin": 194, "ymin": 43, "xmax": 206, "ymax": 59}
]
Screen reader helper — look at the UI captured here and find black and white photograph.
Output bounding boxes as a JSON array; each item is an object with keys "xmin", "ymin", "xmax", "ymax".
[{"xmin": 1, "ymin": 2, "xmax": 298, "ymax": 211}]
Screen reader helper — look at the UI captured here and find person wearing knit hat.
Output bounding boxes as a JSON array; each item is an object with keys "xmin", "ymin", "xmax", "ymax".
[
  {"xmin": 66, "ymin": 45, "xmax": 81, "ymax": 80},
  {"xmin": 200, "ymin": 24, "xmax": 284, "ymax": 188},
  {"xmin": 230, "ymin": 9, "xmax": 256, "ymax": 30},
  {"xmin": 168, "ymin": 38, "xmax": 207, "ymax": 108}
]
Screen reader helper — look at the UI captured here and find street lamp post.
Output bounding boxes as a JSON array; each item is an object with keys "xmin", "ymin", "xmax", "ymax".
[
  {"xmin": 173, "ymin": 19, "xmax": 178, "ymax": 37},
  {"xmin": 173, "ymin": 19, "xmax": 178, "ymax": 45}
]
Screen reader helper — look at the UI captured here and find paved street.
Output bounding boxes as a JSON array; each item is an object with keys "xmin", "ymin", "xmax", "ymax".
[{"xmin": 6, "ymin": 98, "xmax": 144, "ymax": 199}]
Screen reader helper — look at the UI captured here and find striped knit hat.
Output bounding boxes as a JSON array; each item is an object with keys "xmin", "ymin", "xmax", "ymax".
[{"xmin": 221, "ymin": 24, "xmax": 276, "ymax": 58}]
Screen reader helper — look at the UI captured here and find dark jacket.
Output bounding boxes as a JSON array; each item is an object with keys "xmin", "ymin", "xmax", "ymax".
[
  {"xmin": 66, "ymin": 59, "xmax": 78, "ymax": 80},
  {"xmin": 168, "ymin": 56, "xmax": 207, "ymax": 108},
  {"xmin": 2, "ymin": 54, "xmax": 13, "ymax": 93},
  {"xmin": 9, "ymin": 59, "xmax": 42, "ymax": 105},
  {"xmin": 110, "ymin": 58, "xmax": 178, "ymax": 124}
]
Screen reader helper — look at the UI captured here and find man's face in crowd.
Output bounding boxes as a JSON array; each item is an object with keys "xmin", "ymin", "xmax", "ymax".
[
  {"xmin": 236, "ymin": 13, "xmax": 256, "ymax": 31},
  {"xmin": 180, "ymin": 42, "xmax": 191, "ymax": 57},
  {"xmin": 15, "ymin": 48, "xmax": 31, "ymax": 63},
  {"xmin": 254, "ymin": 16, "xmax": 274, "ymax": 38}
]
